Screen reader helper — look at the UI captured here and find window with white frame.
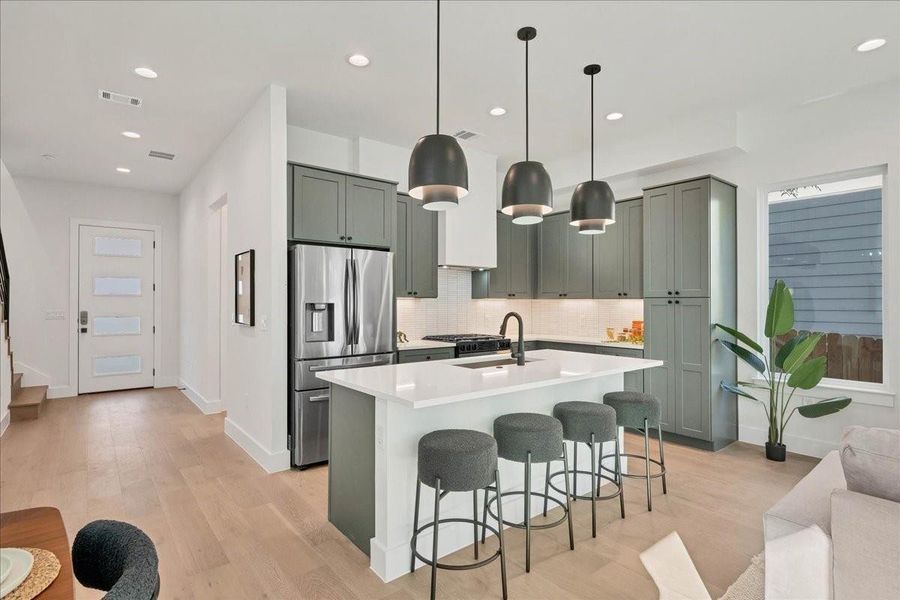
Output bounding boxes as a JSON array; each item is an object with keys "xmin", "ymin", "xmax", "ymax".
[{"xmin": 767, "ymin": 171, "xmax": 884, "ymax": 384}]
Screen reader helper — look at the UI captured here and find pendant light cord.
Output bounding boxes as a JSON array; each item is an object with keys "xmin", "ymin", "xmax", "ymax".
[
  {"xmin": 590, "ymin": 71, "xmax": 594, "ymax": 180},
  {"xmin": 436, "ymin": 0, "xmax": 440, "ymax": 134},
  {"xmin": 525, "ymin": 36, "xmax": 529, "ymax": 161}
]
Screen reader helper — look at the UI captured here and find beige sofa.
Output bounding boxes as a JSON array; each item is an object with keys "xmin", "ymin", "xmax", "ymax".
[{"xmin": 764, "ymin": 428, "xmax": 900, "ymax": 600}]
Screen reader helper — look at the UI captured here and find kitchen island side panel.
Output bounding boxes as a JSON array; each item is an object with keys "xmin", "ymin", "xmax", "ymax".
[{"xmin": 328, "ymin": 384, "xmax": 376, "ymax": 555}]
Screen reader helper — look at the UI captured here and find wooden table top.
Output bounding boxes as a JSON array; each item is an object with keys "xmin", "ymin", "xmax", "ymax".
[{"xmin": 0, "ymin": 507, "xmax": 74, "ymax": 600}]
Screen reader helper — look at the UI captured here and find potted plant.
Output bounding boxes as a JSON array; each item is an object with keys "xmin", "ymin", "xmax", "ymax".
[{"xmin": 715, "ymin": 279, "xmax": 851, "ymax": 461}]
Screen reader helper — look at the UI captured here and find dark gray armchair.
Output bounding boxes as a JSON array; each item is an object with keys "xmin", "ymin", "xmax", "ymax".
[{"xmin": 72, "ymin": 520, "xmax": 160, "ymax": 600}]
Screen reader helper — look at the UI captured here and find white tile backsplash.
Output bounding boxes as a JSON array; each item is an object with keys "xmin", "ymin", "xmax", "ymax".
[{"xmin": 397, "ymin": 269, "xmax": 643, "ymax": 339}]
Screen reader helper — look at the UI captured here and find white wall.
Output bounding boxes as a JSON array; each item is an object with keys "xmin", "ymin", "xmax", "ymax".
[
  {"xmin": 550, "ymin": 81, "xmax": 900, "ymax": 456},
  {"xmin": 179, "ymin": 85, "xmax": 288, "ymax": 473},
  {"xmin": 0, "ymin": 161, "xmax": 180, "ymax": 398}
]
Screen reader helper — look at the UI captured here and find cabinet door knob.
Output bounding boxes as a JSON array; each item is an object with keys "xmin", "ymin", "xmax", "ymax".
[
  {"xmin": 347, "ymin": 236, "xmax": 353, "ymax": 241},
  {"xmin": 617, "ymin": 293, "xmax": 622, "ymax": 297},
  {"xmin": 413, "ymin": 291, "xmax": 418, "ymax": 296},
  {"xmin": 674, "ymin": 290, "xmax": 680, "ymax": 295},
  {"xmin": 667, "ymin": 290, "xmax": 673, "ymax": 295},
  {"xmin": 339, "ymin": 236, "xmax": 346, "ymax": 240},
  {"xmin": 407, "ymin": 291, "xmax": 413, "ymax": 295},
  {"xmin": 667, "ymin": 300, "xmax": 673, "ymax": 304},
  {"xmin": 623, "ymin": 293, "xmax": 628, "ymax": 297},
  {"xmin": 675, "ymin": 300, "xmax": 680, "ymax": 304}
]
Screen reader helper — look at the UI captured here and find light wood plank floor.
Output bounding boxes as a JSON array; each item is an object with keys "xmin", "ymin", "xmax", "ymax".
[{"xmin": 0, "ymin": 387, "xmax": 817, "ymax": 599}]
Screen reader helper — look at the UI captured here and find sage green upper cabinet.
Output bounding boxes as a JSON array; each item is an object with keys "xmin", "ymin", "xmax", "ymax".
[
  {"xmin": 394, "ymin": 196, "xmax": 409, "ymax": 296},
  {"xmin": 673, "ymin": 178, "xmax": 710, "ymax": 297},
  {"xmin": 472, "ymin": 213, "xmax": 534, "ymax": 299},
  {"xmin": 346, "ymin": 176, "xmax": 394, "ymax": 248},
  {"xmin": 395, "ymin": 193, "xmax": 437, "ymax": 298},
  {"xmin": 591, "ymin": 198, "xmax": 643, "ymax": 299},
  {"xmin": 289, "ymin": 164, "xmax": 395, "ymax": 249},
  {"xmin": 537, "ymin": 213, "xmax": 568, "ymax": 298},
  {"xmin": 643, "ymin": 186, "xmax": 675, "ymax": 297},
  {"xmin": 565, "ymin": 218, "xmax": 594, "ymax": 298},
  {"xmin": 537, "ymin": 212, "xmax": 593, "ymax": 298},
  {"xmin": 622, "ymin": 200, "xmax": 644, "ymax": 298},
  {"xmin": 292, "ymin": 166, "xmax": 346, "ymax": 244}
]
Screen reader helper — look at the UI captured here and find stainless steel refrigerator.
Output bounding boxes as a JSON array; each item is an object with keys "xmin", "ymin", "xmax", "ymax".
[{"xmin": 289, "ymin": 244, "xmax": 394, "ymax": 468}]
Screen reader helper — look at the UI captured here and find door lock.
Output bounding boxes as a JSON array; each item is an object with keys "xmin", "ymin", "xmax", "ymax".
[{"xmin": 79, "ymin": 310, "xmax": 88, "ymax": 332}]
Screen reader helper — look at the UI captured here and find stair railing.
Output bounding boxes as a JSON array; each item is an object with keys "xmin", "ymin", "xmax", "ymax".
[{"xmin": 0, "ymin": 228, "xmax": 9, "ymax": 323}]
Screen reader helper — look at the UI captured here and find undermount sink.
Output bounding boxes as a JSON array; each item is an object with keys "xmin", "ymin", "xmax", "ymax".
[{"xmin": 455, "ymin": 357, "xmax": 537, "ymax": 369}]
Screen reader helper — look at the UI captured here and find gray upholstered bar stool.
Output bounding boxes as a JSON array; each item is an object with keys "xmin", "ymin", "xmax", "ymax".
[
  {"xmin": 601, "ymin": 391, "xmax": 668, "ymax": 511},
  {"xmin": 483, "ymin": 413, "xmax": 574, "ymax": 573},
  {"xmin": 546, "ymin": 401, "xmax": 624, "ymax": 537},
  {"xmin": 411, "ymin": 429, "xmax": 508, "ymax": 600}
]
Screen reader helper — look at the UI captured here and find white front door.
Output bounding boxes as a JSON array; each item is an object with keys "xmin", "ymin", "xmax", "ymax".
[{"xmin": 78, "ymin": 225, "xmax": 155, "ymax": 394}]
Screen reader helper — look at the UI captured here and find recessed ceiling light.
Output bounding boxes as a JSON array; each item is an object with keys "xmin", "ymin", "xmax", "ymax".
[
  {"xmin": 605, "ymin": 112, "xmax": 624, "ymax": 121},
  {"xmin": 116, "ymin": 167, "xmax": 131, "ymax": 173},
  {"xmin": 489, "ymin": 106, "xmax": 507, "ymax": 117},
  {"xmin": 133, "ymin": 66, "xmax": 158, "ymax": 79},
  {"xmin": 855, "ymin": 38, "xmax": 886, "ymax": 52},
  {"xmin": 347, "ymin": 54, "xmax": 370, "ymax": 67},
  {"xmin": 121, "ymin": 131, "xmax": 141, "ymax": 139}
]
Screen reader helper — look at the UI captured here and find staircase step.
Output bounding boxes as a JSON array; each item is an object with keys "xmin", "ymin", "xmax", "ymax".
[{"xmin": 10, "ymin": 384, "xmax": 47, "ymax": 421}]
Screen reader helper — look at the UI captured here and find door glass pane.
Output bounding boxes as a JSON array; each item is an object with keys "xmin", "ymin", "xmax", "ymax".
[
  {"xmin": 94, "ymin": 277, "xmax": 141, "ymax": 296},
  {"xmin": 94, "ymin": 237, "xmax": 143, "ymax": 257},
  {"xmin": 93, "ymin": 355, "xmax": 142, "ymax": 376},
  {"xmin": 93, "ymin": 316, "xmax": 141, "ymax": 336}
]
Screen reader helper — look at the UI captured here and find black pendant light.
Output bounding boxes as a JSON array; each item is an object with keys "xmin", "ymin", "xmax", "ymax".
[
  {"xmin": 570, "ymin": 64, "xmax": 615, "ymax": 234},
  {"xmin": 501, "ymin": 26, "xmax": 552, "ymax": 225},
  {"xmin": 408, "ymin": 0, "xmax": 468, "ymax": 211}
]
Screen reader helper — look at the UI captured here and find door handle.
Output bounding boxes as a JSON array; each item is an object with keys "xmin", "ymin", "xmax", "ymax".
[
  {"xmin": 351, "ymin": 258, "xmax": 360, "ymax": 344},
  {"xmin": 309, "ymin": 359, "xmax": 392, "ymax": 372},
  {"xmin": 344, "ymin": 259, "xmax": 352, "ymax": 342},
  {"xmin": 308, "ymin": 394, "xmax": 329, "ymax": 403}
]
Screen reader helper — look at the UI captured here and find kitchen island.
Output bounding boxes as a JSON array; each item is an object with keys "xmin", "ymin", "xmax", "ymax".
[{"xmin": 316, "ymin": 349, "xmax": 662, "ymax": 582}]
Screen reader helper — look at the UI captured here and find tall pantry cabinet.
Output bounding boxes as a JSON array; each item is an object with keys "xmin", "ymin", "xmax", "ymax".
[{"xmin": 642, "ymin": 176, "xmax": 737, "ymax": 450}]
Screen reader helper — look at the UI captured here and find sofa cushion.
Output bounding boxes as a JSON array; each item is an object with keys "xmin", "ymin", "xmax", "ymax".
[
  {"xmin": 764, "ymin": 524, "xmax": 832, "ymax": 600},
  {"xmin": 764, "ymin": 450, "xmax": 846, "ymax": 541},
  {"xmin": 831, "ymin": 489, "xmax": 900, "ymax": 600},
  {"xmin": 840, "ymin": 426, "xmax": 900, "ymax": 502}
]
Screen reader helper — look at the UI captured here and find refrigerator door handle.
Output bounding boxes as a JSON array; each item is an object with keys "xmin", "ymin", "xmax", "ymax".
[
  {"xmin": 343, "ymin": 258, "xmax": 352, "ymax": 347},
  {"xmin": 350, "ymin": 258, "xmax": 359, "ymax": 344}
]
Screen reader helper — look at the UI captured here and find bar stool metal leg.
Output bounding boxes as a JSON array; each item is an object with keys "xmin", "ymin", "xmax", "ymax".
[
  {"xmin": 572, "ymin": 443, "xmax": 578, "ymax": 500},
  {"xmin": 589, "ymin": 434, "xmax": 597, "ymax": 538},
  {"xmin": 615, "ymin": 436, "xmax": 625, "ymax": 518},
  {"xmin": 481, "ymin": 487, "xmax": 488, "ymax": 544},
  {"xmin": 561, "ymin": 444, "xmax": 575, "ymax": 550},
  {"xmin": 658, "ymin": 423, "xmax": 667, "ymax": 495},
  {"xmin": 524, "ymin": 451, "xmax": 532, "ymax": 573},
  {"xmin": 542, "ymin": 462, "xmax": 550, "ymax": 517},
  {"xmin": 494, "ymin": 469, "xmax": 509, "ymax": 600},
  {"xmin": 643, "ymin": 418, "xmax": 652, "ymax": 512},
  {"xmin": 472, "ymin": 490, "xmax": 479, "ymax": 560},
  {"xmin": 411, "ymin": 479, "xmax": 421, "ymax": 573},
  {"xmin": 430, "ymin": 477, "xmax": 441, "ymax": 600}
]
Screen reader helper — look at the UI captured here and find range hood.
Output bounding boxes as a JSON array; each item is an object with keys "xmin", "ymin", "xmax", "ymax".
[{"xmin": 436, "ymin": 148, "xmax": 498, "ymax": 270}]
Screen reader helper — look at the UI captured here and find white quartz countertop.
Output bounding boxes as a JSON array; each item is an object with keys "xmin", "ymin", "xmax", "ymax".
[
  {"xmin": 523, "ymin": 334, "xmax": 643, "ymax": 351},
  {"xmin": 396, "ymin": 339, "xmax": 457, "ymax": 351},
  {"xmin": 316, "ymin": 349, "xmax": 662, "ymax": 408}
]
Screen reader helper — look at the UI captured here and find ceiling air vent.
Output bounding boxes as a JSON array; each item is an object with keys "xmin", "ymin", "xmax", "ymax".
[
  {"xmin": 453, "ymin": 129, "xmax": 480, "ymax": 141},
  {"xmin": 148, "ymin": 150, "xmax": 175, "ymax": 161},
  {"xmin": 98, "ymin": 89, "xmax": 142, "ymax": 107}
]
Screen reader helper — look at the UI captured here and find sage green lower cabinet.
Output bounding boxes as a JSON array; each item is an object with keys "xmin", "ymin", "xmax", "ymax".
[
  {"xmin": 644, "ymin": 298, "xmax": 677, "ymax": 432},
  {"xmin": 537, "ymin": 212, "xmax": 593, "ymax": 298},
  {"xmin": 395, "ymin": 194, "xmax": 438, "ymax": 298},
  {"xmin": 673, "ymin": 298, "xmax": 710, "ymax": 440},
  {"xmin": 397, "ymin": 347, "xmax": 455, "ymax": 363},
  {"xmin": 472, "ymin": 212, "xmax": 534, "ymax": 299}
]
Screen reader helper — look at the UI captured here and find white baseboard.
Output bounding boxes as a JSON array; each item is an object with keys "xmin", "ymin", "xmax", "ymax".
[
  {"xmin": 0, "ymin": 410, "xmax": 9, "ymax": 437},
  {"xmin": 177, "ymin": 379, "xmax": 224, "ymax": 415},
  {"xmin": 156, "ymin": 375, "xmax": 179, "ymax": 388},
  {"xmin": 739, "ymin": 424, "xmax": 836, "ymax": 458},
  {"xmin": 224, "ymin": 416, "xmax": 291, "ymax": 474},
  {"xmin": 48, "ymin": 385, "xmax": 76, "ymax": 399}
]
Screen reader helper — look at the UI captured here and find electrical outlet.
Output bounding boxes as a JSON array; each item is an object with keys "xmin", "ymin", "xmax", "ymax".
[{"xmin": 45, "ymin": 310, "xmax": 65, "ymax": 320}]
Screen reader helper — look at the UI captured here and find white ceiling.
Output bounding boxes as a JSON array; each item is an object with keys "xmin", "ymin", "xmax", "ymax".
[{"xmin": 1, "ymin": 1, "xmax": 898, "ymax": 194}]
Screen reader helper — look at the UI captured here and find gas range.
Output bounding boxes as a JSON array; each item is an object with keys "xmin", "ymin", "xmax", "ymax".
[{"xmin": 422, "ymin": 333, "xmax": 512, "ymax": 356}]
